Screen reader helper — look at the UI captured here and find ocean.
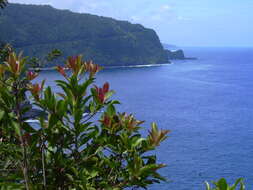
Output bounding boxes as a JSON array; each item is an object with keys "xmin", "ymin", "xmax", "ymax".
[{"xmin": 36, "ymin": 47, "xmax": 253, "ymax": 190}]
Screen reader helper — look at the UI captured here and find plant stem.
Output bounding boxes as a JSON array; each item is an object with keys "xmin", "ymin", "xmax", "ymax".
[
  {"xmin": 21, "ymin": 140, "xmax": 30, "ymax": 190},
  {"xmin": 14, "ymin": 82, "xmax": 30, "ymax": 190},
  {"xmin": 41, "ymin": 136, "xmax": 46, "ymax": 189}
]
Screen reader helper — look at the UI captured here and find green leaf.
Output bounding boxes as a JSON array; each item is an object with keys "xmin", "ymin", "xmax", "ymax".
[
  {"xmin": 132, "ymin": 138, "xmax": 146, "ymax": 148},
  {"xmin": 240, "ymin": 181, "xmax": 246, "ymax": 190},
  {"xmin": 105, "ymin": 90, "xmax": 115, "ymax": 100},
  {"xmin": 66, "ymin": 174, "xmax": 74, "ymax": 182},
  {"xmin": 56, "ymin": 100, "xmax": 67, "ymax": 117},
  {"xmin": 48, "ymin": 114, "xmax": 59, "ymax": 128},
  {"xmin": 12, "ymin": 121, "xmax": 21, "ymax": 137},
  {"xmin": 106, "ymin": 104, "xmax": 116, "ymax": 116},
  {"xmin": 205, "ymin": 181, "xmax": 211, "ymax": 190},
  {"xmin": 231, "ymin": 178, "xmax": 244, "ymax": 190},
  {"xmin": 87, "ymin": 170, "xmax": 98, "ymax": 180},
  {"xmin": 79, "ymin": 78, "xmax": 94, "ymax": 96},
  {"xmin": 0, "ymin": 110, "xmax": 4, "ymax": 120},
  {"xmin": 23, "ymin": 122, "xmax": 36, "ymax": 133},
  {"xmin": 216, "ymin": 178, "xmax": 228, "ymax": 190}
]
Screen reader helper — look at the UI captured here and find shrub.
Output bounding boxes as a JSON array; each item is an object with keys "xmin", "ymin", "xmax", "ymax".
[{"xmin": 0, "ymin": 52, "xmax": 169, "ymax": 189}]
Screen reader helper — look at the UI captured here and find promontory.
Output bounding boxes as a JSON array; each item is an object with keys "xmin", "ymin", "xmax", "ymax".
[{"xmin": 0, "ymin": 3, "xmax": 169, "ymax": 67}]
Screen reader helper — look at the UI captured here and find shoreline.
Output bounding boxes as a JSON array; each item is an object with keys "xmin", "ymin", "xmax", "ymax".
[
  {"xmin": 29, "ymin": 62, "xmax": 173, "ymax": 71},
  {"xmin": 103, "ymin": 62, "xmax": 173, "ymax": 69}
]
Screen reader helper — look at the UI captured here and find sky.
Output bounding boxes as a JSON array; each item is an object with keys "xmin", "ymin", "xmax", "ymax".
[{"xmin": 9, "ymin": 0, "xmax": 253, "ymax": 47}]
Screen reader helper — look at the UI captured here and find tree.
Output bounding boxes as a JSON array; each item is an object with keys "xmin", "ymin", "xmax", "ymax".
[
  {"xmin": 0, "ymin": 42, "xmax": 13, "ymax": 64},
  {"xmin": 0, "ymin": 53, "xmax": 169, "ymax": 189}
]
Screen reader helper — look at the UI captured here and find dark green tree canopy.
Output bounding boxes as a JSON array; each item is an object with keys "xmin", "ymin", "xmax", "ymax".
[{"xmin": 0, "ymin": 3, "xmax": 168, "ymax": 67}]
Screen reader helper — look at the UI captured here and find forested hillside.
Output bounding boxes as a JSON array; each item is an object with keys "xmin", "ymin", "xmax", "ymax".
[{"xmin": 0, "ymin": 3, "xmax": 168, "ymax": 66}]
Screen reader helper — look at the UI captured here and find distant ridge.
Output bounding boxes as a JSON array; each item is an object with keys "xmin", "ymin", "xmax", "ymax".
[
  {"xmin": 162, "ymin": 43, "xmax": 197, "ymax": 60},
  {"xmin": 0, "ymin": 3, "xmax": 169, "ymax": 66}
]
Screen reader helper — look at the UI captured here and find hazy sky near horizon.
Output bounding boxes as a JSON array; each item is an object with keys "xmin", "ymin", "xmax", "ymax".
[{"xmin": 10, "ymin": 0, "xmax": 253, "ymax": 47}]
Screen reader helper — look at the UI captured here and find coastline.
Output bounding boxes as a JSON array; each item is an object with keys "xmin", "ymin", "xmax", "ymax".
[
  {"xmin": 29, "ymin": 62, "xmax": 173, "ymax": 71},
  {"xmin": 103, "ymin": 62, "xmax": 173, "ymax": 69}
]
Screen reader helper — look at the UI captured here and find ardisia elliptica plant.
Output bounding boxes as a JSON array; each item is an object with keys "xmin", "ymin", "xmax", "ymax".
[
  {"xmin": 205, "ymin": 178, "xmax": 245, "ymax": 190},
  {"xmin": 0, "ymin": 52, "xmax": 169, "ymax": 189}
]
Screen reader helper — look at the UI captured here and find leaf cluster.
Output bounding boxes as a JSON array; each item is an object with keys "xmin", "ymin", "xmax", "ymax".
[
  {"xmin": 0, "ymin": 53, "xmax": 169, "ymax": 189},
  {"xmin": 205, "ymin": 178, "xmax": 245, "ymax": 190}
]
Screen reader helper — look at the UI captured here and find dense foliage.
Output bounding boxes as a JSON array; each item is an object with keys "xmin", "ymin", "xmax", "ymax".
[
  {"xmin": 0, "ymin": 3, "xmax": 168, "ymax": 67},
  {"xmin": 0, "ymin": 42, "xmax": 12, "ymax": 64},
  {"xmin": 0, "ymin": 52, "xmax": 169, "ymax": 189},
  {"xmin": 205, "ymin": 178, "xmax": 245, "ymax": 190}
]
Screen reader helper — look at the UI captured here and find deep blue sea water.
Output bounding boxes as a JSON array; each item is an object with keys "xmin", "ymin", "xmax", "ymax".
[{"xmin": 36, "ymin": 47, "xmax": 253, "ymax": 190}]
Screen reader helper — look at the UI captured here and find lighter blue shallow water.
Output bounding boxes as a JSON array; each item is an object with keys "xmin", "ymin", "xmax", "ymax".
[{"xmin": 36, "ymin": 47, "xmax": 253, "ymax": 190}]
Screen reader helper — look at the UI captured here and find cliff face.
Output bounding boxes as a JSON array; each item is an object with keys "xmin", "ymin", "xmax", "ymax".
[
  {"xmin": 0, "ymin": 4, "xmax": 168, "ymax": 66},
  {"xmin": 166, "ymin": 50, "xmax": 185, "ymax": 60},
  {"xmin": 165, "ymin": 49, "xmax": 197, "ymax": 60}
]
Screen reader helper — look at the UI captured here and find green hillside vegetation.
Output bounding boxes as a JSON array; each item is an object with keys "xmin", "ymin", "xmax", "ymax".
[{"xmin": 0, "ymin": 3, "xmax": 168, "ymax": 67}]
